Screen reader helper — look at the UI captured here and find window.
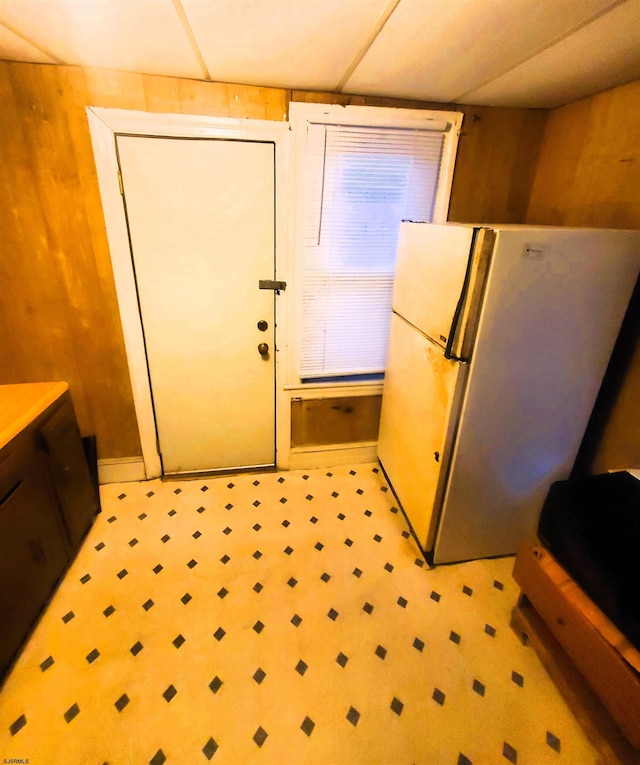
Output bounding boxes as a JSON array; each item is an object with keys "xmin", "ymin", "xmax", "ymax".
[{"xmin": 290, "ymin": 103, "xmax": 462, "ymax": 383}]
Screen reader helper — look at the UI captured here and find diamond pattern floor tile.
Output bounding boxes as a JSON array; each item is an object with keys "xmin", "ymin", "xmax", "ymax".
[{"xmin": 0, "ymin": 464, "xmax": 600, "ymax": 764}]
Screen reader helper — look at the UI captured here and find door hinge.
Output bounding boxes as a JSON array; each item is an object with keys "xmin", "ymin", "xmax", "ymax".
[
  {"xmin": 117, "ymin": 169, "xmax": 124, "ymax": 196},
  {"xmin": 259, "ymin": 279, "xmax": 287, "ymax": 292}
]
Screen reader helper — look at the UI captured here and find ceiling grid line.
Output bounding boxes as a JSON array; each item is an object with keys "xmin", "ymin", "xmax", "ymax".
[
  {"xmin": 0, "ymin": 18, "xmax": 64, "ymax": 64},
  {"xmin": 171, "ymin": 0, "xmax": 211, "ymax": 81},
  {"xmin": 335, "ymin": 0, "xmax": 402, "ymax": 93},
  {"xmin": 452, "ymin": 0, "xmax": 630, "ymax": 102},
  {"xmin": 0, "ymin": 0, "xmax": 638, "ymax": 108}
]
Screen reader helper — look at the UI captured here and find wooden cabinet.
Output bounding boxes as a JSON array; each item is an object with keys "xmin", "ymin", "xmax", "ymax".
[
  {"xmin": 40, "ymin": 398, "xmax": 98, "ymax": 549},
  {"xmin": 0, "ymin": 383, "xmax": 99, "ymax": 679},
  {"xmin": 512, "ymin": 544, "xmax": 640, "ymax": 759}
]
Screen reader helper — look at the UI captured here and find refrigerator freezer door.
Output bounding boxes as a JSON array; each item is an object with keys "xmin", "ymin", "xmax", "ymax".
[
  {"xmin": 378, "ymin": 313, "xmax": 467, "ymax": 551},
  {"xmin": 433, "ymin": 227, "xmax": 640, "ymax": 564},
  {"xmin": 393, "ymin": 223, "xmax": 475, "ymax": 348}
]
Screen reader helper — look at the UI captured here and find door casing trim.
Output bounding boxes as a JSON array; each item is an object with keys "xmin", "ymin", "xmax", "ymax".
[{"xmin": 87, "ymin": 107, "xmax": 290, "ymax": 480}]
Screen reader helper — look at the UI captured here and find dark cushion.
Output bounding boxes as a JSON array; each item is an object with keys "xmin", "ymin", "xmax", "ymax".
[{"xmin": 538, "ymin": 471, "xmax": 640, "ymax": 652}]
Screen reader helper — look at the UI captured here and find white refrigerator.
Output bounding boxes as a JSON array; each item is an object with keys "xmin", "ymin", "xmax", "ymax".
[{"xmin": 378, "ymin": 223, "xmax": 640, "ymax": 564}]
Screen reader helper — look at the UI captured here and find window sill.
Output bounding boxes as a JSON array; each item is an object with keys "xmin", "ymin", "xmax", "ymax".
[{"xmin": 284, "ymin": 381, "xmax": 384, "ymax": 399}]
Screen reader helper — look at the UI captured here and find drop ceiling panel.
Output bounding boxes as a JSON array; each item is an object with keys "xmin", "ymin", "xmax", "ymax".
[
  {"xmin": 344, "ymin": 0, "xmax": 619, "ymax": 103},
  {"xmin": 460, "ymin": 0, "xmax": 640, "ymax": 107},
  {"xmin": 0, "ymin": 0, "xmax": 203, "ymax": 78},
  {"xmin": 0, "ymin": 0, "xmax": 638, "ymax": 110},
  {"xmin": 182, "ymin": 0, "xmax": 391, "ymax": 90},
  {"xmin": 0, "ymin": 22, "xmax": 57, "ymax": 63}
]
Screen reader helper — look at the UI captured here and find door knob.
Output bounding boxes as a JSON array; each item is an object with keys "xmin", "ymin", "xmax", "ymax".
[{"xmin": 258, "ymin": 343, "xmax": 269, "ymax": 357}]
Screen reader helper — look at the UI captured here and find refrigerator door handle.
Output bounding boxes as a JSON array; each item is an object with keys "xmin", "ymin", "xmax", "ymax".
[
  {"xmin": 444, "ymin": 228, "xmax": 495, "ymax": 362},
  {"xmin": 444, "ymin": 229, "xmax": 479, "ymax": 361}
]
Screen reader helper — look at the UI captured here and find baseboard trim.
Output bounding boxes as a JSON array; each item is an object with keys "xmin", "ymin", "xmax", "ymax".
[
  {"xmin": 98, "ymin": 446, "xmax": 379, "ymax": 481},
  {"xmin": 98, "ymin": 457, "xmax": 146, "ymax": 484},
  {"xmin": 286, "ymin": 442, "xmax": 378, "ymax": 470}
]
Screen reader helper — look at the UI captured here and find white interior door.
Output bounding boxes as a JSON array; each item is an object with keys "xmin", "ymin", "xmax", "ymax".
[{"xmin": 117, "ymin": 135, "xmax": 276, "ymax": 474}]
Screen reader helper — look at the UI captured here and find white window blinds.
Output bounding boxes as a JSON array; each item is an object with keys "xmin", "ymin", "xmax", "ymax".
[{"xmin": 299, "ymin": 123, "xmax": 446, "ymax": 379}]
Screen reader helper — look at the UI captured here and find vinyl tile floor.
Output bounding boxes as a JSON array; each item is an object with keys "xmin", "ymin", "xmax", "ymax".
[{"xmin": 0, "ymin": 463, "xmax": 601, "ymax": 765}]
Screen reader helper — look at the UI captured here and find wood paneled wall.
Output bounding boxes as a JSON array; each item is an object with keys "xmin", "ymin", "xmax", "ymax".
[
  {"xmin": 0, "ymin": 62, "xmax": 286, "ymax": 459},
  {"xmin": 526, "ymin": 78, "xmax": 640, "ymax": 473},
  {"xmin": 449, "ymin": 106, "xmax": 547, "ymax": 224},
  {"xmin": 0, "ymin": 61, "xmax": 546, "ymax": 460},
  {"xmin": 526, "ymin": 79, "xmax": 640, "ymax": 229}
]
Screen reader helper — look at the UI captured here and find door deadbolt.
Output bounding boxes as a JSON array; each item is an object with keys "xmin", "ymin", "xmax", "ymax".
[
  {"xmin": 257, "ymin": 320, "xmax": 268, "ymax": 331},
  {"xmin": 258, "ymin": 343, "xmax": 269, "ymax": 357}
]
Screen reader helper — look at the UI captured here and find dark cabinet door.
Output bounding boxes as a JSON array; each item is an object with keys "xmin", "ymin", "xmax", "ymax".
[
  {"xmin": 0, "ymin": 441, "xmax": 69, "ymax": 677},
  {"xmin": 40, "ymin": 395, "xmax": 99, "ymax": 549}
]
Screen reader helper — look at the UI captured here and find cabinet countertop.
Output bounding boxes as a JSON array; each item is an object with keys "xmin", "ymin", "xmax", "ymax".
[{"xmin": 0, "ymin": 382, "xmax": 69, "ymax": 450}]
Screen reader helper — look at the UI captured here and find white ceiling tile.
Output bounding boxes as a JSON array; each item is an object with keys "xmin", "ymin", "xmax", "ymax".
[
  {"xmin": 0, "ymin": 0, "xmax": 638, "ymax": 109},
  {"xmin": 182, "ymin": 0, "xmax": 391, "ymax": 91},
  {"xmin": 459, "ymin": 0, "xmax": 640, "ymax": 107},
  {"xmin": 0, "ymin": 22, "xmax": 57, "ymax": 63},
  {"xmin": 344, "ymin": 0, "xmax": 619, "ymax": 102},
  {"xmin": 0, "ymin": 0, "xmax": 203, "ymax": 78}
]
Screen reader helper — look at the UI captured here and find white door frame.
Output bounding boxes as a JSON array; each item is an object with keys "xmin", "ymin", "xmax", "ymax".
[{"xmin": 87, "ymin": 107, "xmax": 290, "ymax": 479}]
